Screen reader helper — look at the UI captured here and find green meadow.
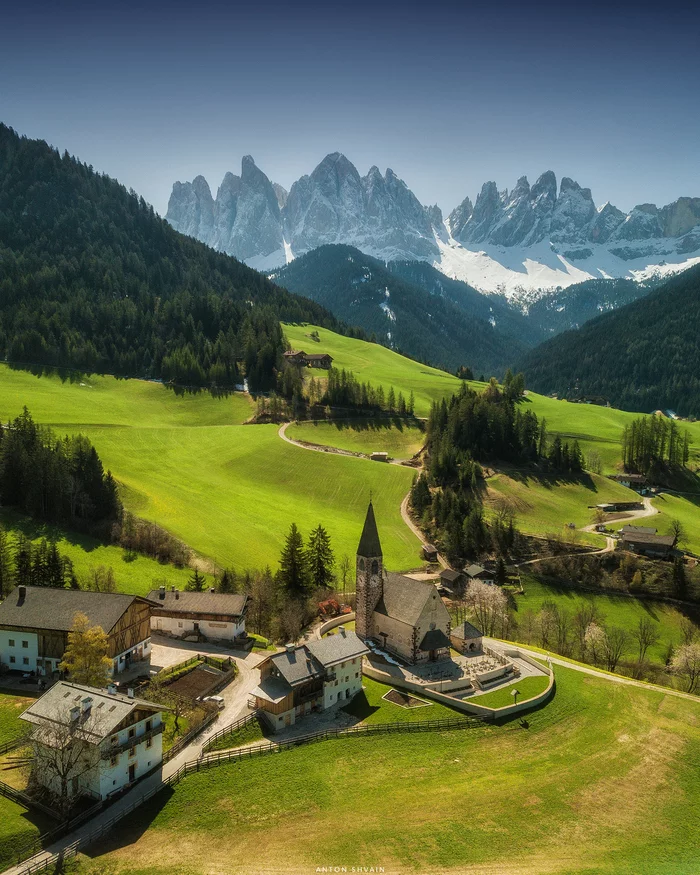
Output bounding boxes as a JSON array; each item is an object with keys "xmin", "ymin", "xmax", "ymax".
[
  {"xmin": 64, "ymin": 666, "xmax": 700, "ymax": 875},
  {"xmin": 286, "ymin": 418, "xmax": 425, "ymax": 459},
  {"xmin": 484, "ymin": 469, "xmax": 638, "ymax": 544}
]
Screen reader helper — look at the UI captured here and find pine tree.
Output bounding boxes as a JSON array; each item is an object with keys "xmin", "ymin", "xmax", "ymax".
[
  {"xmin": 278, "ymin": 523, "xmax": 309, "ymax": 596},
  {"xmin": 187, "ymin": 569, "xmax": 205, "ymax": 592},
  {"xmin": 306, "ymin": 524, "xmax": 335, "ymax": 590}
]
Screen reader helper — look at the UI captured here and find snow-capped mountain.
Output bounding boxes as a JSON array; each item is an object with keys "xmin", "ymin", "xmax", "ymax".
[{"xmin": 166, "ymin": 156, "xmax": 700, "ymax": 299}]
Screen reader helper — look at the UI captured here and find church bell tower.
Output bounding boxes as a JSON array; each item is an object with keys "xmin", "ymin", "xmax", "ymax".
[{"xmin": 355, "ymin": 500, "xmax": 384, "ymax": 641}]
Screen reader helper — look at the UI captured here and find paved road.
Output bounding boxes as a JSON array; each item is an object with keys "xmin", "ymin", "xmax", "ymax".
[{"xmin": 4, "ymin": 640, "xmax": 266, "ymax": 875}]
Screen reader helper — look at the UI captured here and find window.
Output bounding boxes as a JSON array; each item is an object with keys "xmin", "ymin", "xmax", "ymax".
[
  {"xmin": 146, "ymin": 738, "xmax": 152, "ymax": 749},
  {"xmin": 111, "ymin": 735, "xmax": 118, "ymax": 745},
  {"xmin": 129, "ymin": 746, "xmax": 136, "ymax": 758},
  {"xmin": 110, "ymin": 755, "xmax": 118, "ymax": 767},
  {"xmin": 178, "ymin": 621, "xmax": 183, "ymax": 628},
  {"xmin": 355, "ymin": 672, "xmax": 359, "ymax": 678},
  {"xmin": 21, "ymin": 641, "xmax": 28, "ymax": 648},
  {"xmin": 23, "ymin": 657, "xmax": 29, "ymax": 665},
  {"xmin": 128, "ymin": 728, "xmax": 135, "ymax": 739},
  {"xmin": 8, "ymin": 639, "xmax": 14, "ymax": 647},
  {"xmin": 145, "ymin": 720, "xmax": 152, "ymax": 732},
  {"xmin": 9, "ymin": 656, "xmax": 15, "ymax": 664}
]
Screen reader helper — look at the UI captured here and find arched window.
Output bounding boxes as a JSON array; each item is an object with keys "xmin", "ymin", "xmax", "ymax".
[
  {"xmin": 371, "ymin": 560, "xmax": 379, "ymax": 576},
  {"xmin": 358, "ymin": 558, "xmax": 365, "ymax": 572}
]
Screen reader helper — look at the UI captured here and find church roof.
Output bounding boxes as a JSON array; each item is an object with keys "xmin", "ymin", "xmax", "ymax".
[
  {"xmin": 374, "ymin": 574, "xmax": 441, "ymax": 626},
  {"xmin": 451, "ymin": 620, "xmax": 483, "ymax": 640},
  {"xmin": 357, "ymin": 501, "xmax": 382, "ymax": 558}
]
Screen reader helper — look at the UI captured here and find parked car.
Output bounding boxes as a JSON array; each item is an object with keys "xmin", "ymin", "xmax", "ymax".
[{"xmin": 202, "ymin": 695, "xmax": 225, "ymax": 711}]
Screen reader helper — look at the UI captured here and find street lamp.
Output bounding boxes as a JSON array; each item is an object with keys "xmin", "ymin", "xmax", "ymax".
[{"xmin": 511, "ymin": 688, "xmax": 520, "ymax": 706}]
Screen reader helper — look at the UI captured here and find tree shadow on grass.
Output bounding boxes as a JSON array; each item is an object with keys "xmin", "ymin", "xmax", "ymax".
[
  {"xmin": 340, "ymin": 690, "xmax": 380, "ymax": 721},
  {"xmin": 305, "ymin": 416, "xmax": 424, "ymax": 436},
  {"xmin": 502, "ymin": 467, "xmax": 599, "ymax": 492},
  {"xmin": 0, "ymin": 508, "xmax": 104, "ymax": 554}
]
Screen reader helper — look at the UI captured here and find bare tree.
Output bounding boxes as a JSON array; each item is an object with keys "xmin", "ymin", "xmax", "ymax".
[
  {"xmin": 553, "ymin": 606, "xmax": 573, "ymax": 656},
  {"xmin": 339, "ymin": 554, "xmax": 351, "ymax": 596},
  {"xmin": 668, "ymin": 519, "xmax": 687, "ymax": 549},
  {"xmin": 573, "ymin": 604, "xmax": 601, "ymax": 658},
  {"xmin": 631, "ymin": 616, "xmax": 660, "ymax": 664},
  {"xmin": 537, "ymin": 602, "xmax": 557, "ymax": 649},
  {"xmin": 519, "ymin": 609, "xmax": 538, "ymax": 645},
  {"xmin": 679, "ymin": 617, "xmax": 698, "ymax": 646},
  {"xmin": 603, "ymin": 626, "xmax": 628, "ymax": 672},
  {"xmin": 671, "ymin": 642, "xmax": 700, "ymax": 693}
]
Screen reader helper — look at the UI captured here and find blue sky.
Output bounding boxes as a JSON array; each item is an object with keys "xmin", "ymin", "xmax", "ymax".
[{"xmin": 2, "ymin": 0, "xmax": 698, "ymax": 216}]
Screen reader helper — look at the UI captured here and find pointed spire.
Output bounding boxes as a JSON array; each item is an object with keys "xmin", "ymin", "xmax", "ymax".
[{"xmin": 357, "ymin": 500, "xmax": 383, "ymax": 558}]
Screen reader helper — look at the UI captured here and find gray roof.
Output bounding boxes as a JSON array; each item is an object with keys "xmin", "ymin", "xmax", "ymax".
[
  {"xmin": 252, "ymin": 675, "xmax": 292, "ymax": 704},
  {"xmin": 621, "ymin": 533, "xmax": 675, "ymax": 547},
  {"xmin": 464, "ymin": 564, "xmax": 492, "ymax": 578},
  {"xmin": 0, "ymin": 587, "xmax": 146, "ymax": 634},
  {"xmin": 20, "ymin": 681, "xmax": 161, "ymax": 743},
  {"xmin": 147, "ymin": 589, "xmax": 247, "ymax": 618},
  {"xmin": 306, "ymin": 630, "xmax": 368, "ymax": 667},
  {"xmin": 451, "ymin": 620, "xmax": 483, "ymax": 640},
  {"xmin": 440, "ymin": 569, "xmax": 463, "ymax": 583},
  {"xmin": 619, "ymin": 525, "xmax": 657, "ymax": 536},
  {"xmin": 418, "ymin": 628, "xmax": 451, "ymax": 652},
  {"xmin": 375, "ymin": 574, "xmax": 441, "ymax": 626},
  {"xmin": 269, "ymin": 648, "xmax": 325, "ymax": 686},
  {"xmin": 357, "ymin": 501, "xmax": 383, "ymax": 558}
]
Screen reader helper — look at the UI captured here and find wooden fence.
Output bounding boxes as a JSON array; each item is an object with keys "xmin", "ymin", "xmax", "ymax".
[
  {"xmin": 200, "ymin": 710, "xmax": 262, "ymax": 755},
  {"xmin": 162, "ymin": 709, "xmax": 219, "ymax": 764}
]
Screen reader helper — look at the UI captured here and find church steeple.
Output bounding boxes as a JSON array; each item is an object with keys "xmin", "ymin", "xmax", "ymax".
[
  {"xmin": 357, "ymin": 500, "xmax": 383, "ymax": 559},
  {"xmin": 355, "ymin": 500, "xmax": 384, "ymax": 642}
]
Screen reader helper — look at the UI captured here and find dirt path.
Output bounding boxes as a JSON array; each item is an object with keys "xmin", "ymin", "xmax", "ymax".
[
  {"xmin": 400, "ymin": 493, "xmax": 447, "ymax": 569},
  {"xmin": 277, "ymin": 421, "xmax": 406, "ymax": 465},
  {"xmin": 581, "ymin": 496, "xmax": 658, "ymax": 534}
]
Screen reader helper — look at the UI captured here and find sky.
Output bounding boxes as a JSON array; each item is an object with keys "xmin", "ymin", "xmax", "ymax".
[{"xmin": 2, "ymin": 0, "xmax": 699, "ymax": 217}]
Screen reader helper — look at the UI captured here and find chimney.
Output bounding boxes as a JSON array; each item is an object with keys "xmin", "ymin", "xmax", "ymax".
[
  {"xmin": 159, "ymin": 585, "xmax": 165, "ymax": 600},
  {"xmin": 171, "ymin": 586, "xmax": 176, "ymax": 592},
  {"xmin": 107, "ymin": 683, "xmax": 117, "ymax": 696},
  {"xmin": 340, "ymin": 626, "xmax": 346, "ymax": 637},
  {"xmin": 70, "ymin": 705, "xmax": 80, "ymax": 722},
  {"xmin": 210, "ymin": 587, "xmax": 216, "ymax": 593},
  {"xmin": 175, "ymin": 591, "xmax": 179, "ymax": 600},
  {"xmin": 127, "ymin": 688, "xmax": 135, "ymax": 699},
  {"xmin": 18, "ymin": 585, "xmax": 26, "ymax": 601},
  {"xmin": 81, "ymin": 697, "xmax": 93, "ymax": 717},
  {"xmin": 285, "ymin": 643, "xmax": 295, "ymax": 653}
]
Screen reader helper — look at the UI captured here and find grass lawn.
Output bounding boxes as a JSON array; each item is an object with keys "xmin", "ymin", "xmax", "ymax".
[
  {"xmin": 0, "ymin": 797, "xmax": 51, "ymax": 872},
  {"xmin": 0, "ymin": 692, "xmax": 35, "ymax": 746},
  {"xmin": 515, "ymin": 574, "xmax": 687, "ymax": 666},
  {"xmin": 343, "ymin": 677, "xmax": 462, "ymax": 724},
  {"xmin": 647, "ymin": 492, "xmax": 700, "ymax": 555},
  {"xmin": 0, "ymin": 510, "xmax": 203, "ymax": 598},
  {"xmin": 485, "ymin": 468, "xmax": 639, "ymax": 544},
  {"xmin": 66, "ymin": 665, "xmax": 700, "ymax": 875},
  {"xmin": 283, "ymin": 323, "xmax": 467, "ymax": 417},
  {"xmin": 286, "ymin": 418, "xmax": 425, "ymax": 460},
  {"xmin": 206, "ymin": 719, "xmax": 266, "ymax": 753},
  {"xmin": 473, "ymin": 673, "xmax": 550, "ymax": 709}
]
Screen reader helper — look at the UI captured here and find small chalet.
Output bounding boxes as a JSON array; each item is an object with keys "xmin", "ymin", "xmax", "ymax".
[
  {"xmin": 611, "ymin": 473, "xmax": 647, "ymax": 490},
  {"xmin": 464, "ymin": 564, "xmax": 494, "ymax": 583},
  {"xmin": 620, "ymin": 532, "xmax": 675, "ymax": 558},
  {"xmin": 0, "ymin": 586, "xmax": 152, "ymax": 678},
  {"xmin": 619, "ymin": 525, "xmax": 657, "ymax": 537},
  {"xmin": 146, "ymin": 587, "xmax": 247, "ymax": 644},
  {"xmin": 283, "ymin": 349, "xmax": 308, "ymax": 365},
  {"xmin": 439, "ymin": 568, "xmax": 465, "ymax": 595},
  {"xmin": 421, "ymin": 543, "xmax": 439, "ymax": 562},
  {"xmin": 252, "ymin": 628, "xmax": 368, "ymax": 730},
  {"xmin": 304, "ymin": 352, "xmax": 333, "ymax": 369},
  {"xmin": 450, "ymin": 620, "xmax": 484, "ymax": 654},
  {"xmin": 20, "ymin": 681, "xmax": 165, "ymax": 802},
  {"xmin": 356, "ymin": 502, "xmax": 452, "ymax": 664}
]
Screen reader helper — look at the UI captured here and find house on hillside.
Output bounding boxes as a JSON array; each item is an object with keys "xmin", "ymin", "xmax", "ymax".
[
  {"xmin": 422, "ymin": 543, "xmax": 439, "ymax": 562},
  {"xmin": 146, "ymin": 586, "xmax": 247, "ymax": 644},
  {"xmin": 252, "ymin": 627, "xmax": 368, "ymax": 730},
  {"xmin": 619, "ymin": 525, "xmax": 657, "ymax": 537},
  {"xmin": 610, "ymin": 473, "xmax": 647, "ymax": 491},
  {"xmin": 439, "ymin": 568, "xmax": 465, "ymax": 596},
  {"xmin": 283, "ymin": 349, "xmax": 308, "ymax": 366},
  {"xmin": 20, "ymin": 681, "xmax": 164, "ymax": 802},
  {"xmin": 0, "ymin": 586, "xmax": 153, "ymax": 678},
  {"xmin": 304, "ymin": 353, "xmax": 333, "ymax": 369},
  {"xmin": 464, "ymin": 564, "xmax": 495, "ymax": 584},
  {"xmin": 355, "ymin": 502, "xmax": 452, "ymax": 664},
  {"xmin": 620, "ymin": 532, "xmax": 675, "ymax": 558}
]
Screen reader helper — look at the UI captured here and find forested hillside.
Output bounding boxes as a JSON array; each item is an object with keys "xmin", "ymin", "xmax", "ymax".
[
  {"xmin": 0, "ymin": 125, "xmax": 340, "ymax": 390},
  {"xmin": 520, "ymin": 264, "xmax": 700, "ymax": 416},
  {"xmin": 272, "ymin": 244, "xmax": 531, "ymax": 375}
]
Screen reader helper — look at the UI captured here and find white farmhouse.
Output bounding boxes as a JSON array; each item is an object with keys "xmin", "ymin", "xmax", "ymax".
[
  {"xmin": 146, "ymin": 587, "xmax": 248, "ymax": 643},
  {"xmin": 20, "ymin": 681, "xmax": 165, "ymax": 803},
  {"xmin": 252, "ymin": 628, "xmax": 368, "ymax": 730}
]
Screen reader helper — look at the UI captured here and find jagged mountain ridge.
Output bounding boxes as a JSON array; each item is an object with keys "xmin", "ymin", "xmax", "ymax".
[{"xmin": 166, "ymin": 155, "xmax": 700, "ymax": 297}]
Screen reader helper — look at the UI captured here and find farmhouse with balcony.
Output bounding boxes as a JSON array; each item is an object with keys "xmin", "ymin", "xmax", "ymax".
[
  {"xmin": 146, "ymin": 587, "xmax": 247, "ymax": 644},
  {"xmin": 355, "ymin": 502, "xmax": 451, "ymax": 664},
  {"xmin": 464, "ymin": 564, "xmax": 495, "ymax": 583},
  {"xmin": 20, "ymin": 681, "xmax": 165, "ymax": 802},
  {"xmin": 252, "ymin": 627, "xmax": 368, "ymax": 730},
  {"xmin": 282, "ymin": 349, "xmax": 333, "ymax": 369},
  {"xmin": 0, "ymin": 586, "xmax": 152, "ymax": 677}
]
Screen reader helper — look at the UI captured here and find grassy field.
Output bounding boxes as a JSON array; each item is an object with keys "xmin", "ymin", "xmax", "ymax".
[
  {"xmin": 343, "ymin": 677, "xmax": 460, "ymax": 724},
  {"xmin": 0, "ymin": 692, "xmax": 35, "ymax": 746},
  {"xmin": 484, "ymin": 469, "xmax": 639, "ymax": 544},
  {"xmin": 286, "ymin": 418, "xmax": 425, "ymax": 459},
  {"xmin": 515, "ymin": 575, "xmax": 688, "ymax": 666},
  {"xmin": 472, "ymin": 673, "xmax": 551, "ymax": 709},
  {"xmin": 283, "ymin": 323, "xmax": 468, "ymax": 417},
  {"xmin": 647, "ymin": 493, "xmax": 700, "ymax": 555},
  {"xmin": 65, "ymin": 665, "xmax": 700, "ymax": 875},
  {"xmin": 0, "ymin": 365, "xmax": 421, "ymax": 576}
]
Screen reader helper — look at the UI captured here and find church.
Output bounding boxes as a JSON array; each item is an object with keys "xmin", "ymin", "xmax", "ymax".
[{"xmin": 355, "ymin": 501, "xmax": 451, "ymax": 664}]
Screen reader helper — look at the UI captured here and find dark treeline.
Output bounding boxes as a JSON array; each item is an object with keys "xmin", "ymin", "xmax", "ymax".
[
  {"xmin": 621, "ymin": 415, "xmax": 690, "ymax": 473},
  {"xmin": 0, "ymin": 124, "xmax": 342, "ymax": 392},
  {"xmin": 0, "ymin": 408, "xmax": 121, "ymax": 531},
  {"xmin": 0, "ymin": 530, "xmax": 77, "ymax": 595}
]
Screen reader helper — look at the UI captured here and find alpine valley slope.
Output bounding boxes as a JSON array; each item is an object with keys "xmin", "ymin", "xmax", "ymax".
[{"xmin": 167, "ymin": 152, "xmax": 700, "ymax": 299}]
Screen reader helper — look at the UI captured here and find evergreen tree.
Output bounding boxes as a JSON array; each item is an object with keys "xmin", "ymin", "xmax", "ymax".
[
  {"xmin": 278, "ymin": 523, "xmax": 309, "ymax": 596},
  {"xmin": 186, "ymin": 568, "xmax": 205, "ymax": 592},
  {"xmin": 306, "ymin": 524, "xmax": 335, "ymax": 590}
]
